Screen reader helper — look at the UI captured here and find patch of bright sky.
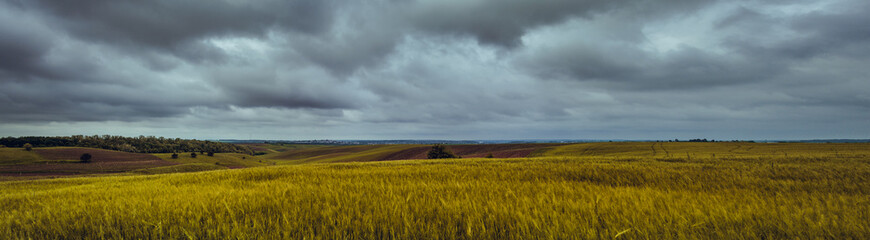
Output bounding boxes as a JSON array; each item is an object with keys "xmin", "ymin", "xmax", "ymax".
[{"xmin": 640, "ymin": 2, "xmax": 735, "ymax": 55}]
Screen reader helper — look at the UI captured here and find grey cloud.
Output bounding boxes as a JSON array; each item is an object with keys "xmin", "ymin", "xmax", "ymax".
[
  {"xmin": 15, "ymin": 0, "xmax": 335, "ymax": 62},
  {"xmin": 518, "ymin": 36, "xmax": 782, "ymax": 90},
  {"xmin": 782, "ymin": 2, "xmax": 870, "ymax": 59},
  {"xmin": 207, "ymin": 64, "xmax": 366, "ymax": 109},
  {"xmin": 287, "ymin": 23, "xmax": 401, "ymax": 75},
  {"xmin": 405, "ymin": 0, "xmax": 718, "ymax": 47},
  {"xmin": 0, "ymin": 80, "xmax": 196, "ymax": 122},
  {"xmin": 0, "ymin": 6, "xmax": 56, "ymax": 80},
  {"xmin": 515, "ymin": 1, "xmax": 870, "ymax": 91},
  {"xmin": 405, "ymin": 0, "xmax": 615, "ymax": 47},
  {"xmin": 720, "ymin": 1, "xmax": 870, "ymax": 60}
]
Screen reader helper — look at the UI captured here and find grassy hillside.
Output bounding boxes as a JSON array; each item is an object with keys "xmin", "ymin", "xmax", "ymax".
[
  {"xmin": 2, "ymin": 154, "xmax": 868, "ymax": 239},
  {"xmin": 240, "ymin": 143, "xmax": 329, "ymax": 153},
  {"xmin": 0, "ymin": 147, "xmax": 176, "ymax": 177},
  {"xmin": 0, "ymin": 148, "xmax": 274, "ymax": 178},
  {"xmin": 0, "ymin": 148, "xmax": 45, "ymax": 165},
  {"xmin": 267, "ymin": 143, "xmax": 566, "ymax": 164}
]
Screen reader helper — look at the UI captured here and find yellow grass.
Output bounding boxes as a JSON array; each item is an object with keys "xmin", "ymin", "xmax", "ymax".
[{"xmin": 1, "ymin": 142, "xmax": 869, "ymax": 239}]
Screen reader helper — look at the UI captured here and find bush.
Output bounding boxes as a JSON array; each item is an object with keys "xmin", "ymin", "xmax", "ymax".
[
  {"xmin": 485, "ymin": 153, "xmax": 494, "ymax": 158},
  {"xmin": 23, "ymin": 143, "xmax": 33, "ymax": 151},
  {"xmin": 207, "ymin": 152, "xmax": 214, "ymax": 157},
  {"xmin": 427, "ymin": 144, "xmax": 459, "ymax": 159},
  {"xmin": 171, "ymin": 153, "xmax": 179, "ymax": 159},
  {"xmin": 80, "ymin": 153, "xmax": 92, "ymax": 163},
  {"xmin": 190, "ymin": 152, "xmax": 197, "ymax": 158}
]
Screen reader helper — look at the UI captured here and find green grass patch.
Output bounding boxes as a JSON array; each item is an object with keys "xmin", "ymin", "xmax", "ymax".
[{"xmin": 0, "ymin": 148, "xmax": 45, "ymax": 165}]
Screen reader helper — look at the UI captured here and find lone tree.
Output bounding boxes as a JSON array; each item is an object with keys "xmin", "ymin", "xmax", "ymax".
[
  {"xmin": 190, "ymin": 152, "xmax": 197, "ymax": 158},
  {"xmin": 79, "ymin": 153, "xmax": 92, "ymax": 163},
  {"xmin": 427, "ymin": 144, "xmax": 458, "ymax": 159},
  {"xmin": 171, "ymin": 153, "xmax": 179, "ymax": 159},
  {"xmin": 207, "ymin": 151, "xmax": 214, "ymax": 157},
  {"xmin": 23, "ymin": 143, "xmax": 33, "ymax": 151}
]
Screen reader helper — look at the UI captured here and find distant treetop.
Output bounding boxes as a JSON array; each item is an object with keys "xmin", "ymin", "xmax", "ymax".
[{"xmin": 0, "ymin": 135, "xmax": 253, "ymax": 155}]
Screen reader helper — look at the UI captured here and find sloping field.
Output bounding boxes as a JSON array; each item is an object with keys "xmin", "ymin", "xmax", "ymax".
[
  {"xmin": 539, "ymin": 142, "xmax": 870, "ymax": 160},
  {"xmin": 153, "ymin": 152, "xmax": 273, "ymax": 169},
  {"xmin": 0, "ymin": 148, "xmax": 176, "ymax": 176},
  {"xmin": 239, "ymin": 143, "xmax": 328, "ymax": 153},
  {"xmin": 267, "ymin": 145, "xmax": 423, "ymax": 164},
  {"xmin": 267, "ymin": 143, "xmax": 568, "ymax": 164},
  {"xmin": 2, "ymin": 155, "xmax": 868, "ymax": 239},
  {"xmin": 0, "ymin": 148, "xmax": 45, "ymax": 166}
]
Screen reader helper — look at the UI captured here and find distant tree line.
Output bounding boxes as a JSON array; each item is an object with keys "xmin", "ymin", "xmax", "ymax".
[{"xmin": 0, "ymin": 135, "xmax": 253, "ymax": 155}]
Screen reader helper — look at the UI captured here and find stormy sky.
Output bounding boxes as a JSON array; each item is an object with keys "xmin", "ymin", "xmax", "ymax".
[{"xmin": 1, "ymin": 0, "xmax": 868, "ymax": 140}]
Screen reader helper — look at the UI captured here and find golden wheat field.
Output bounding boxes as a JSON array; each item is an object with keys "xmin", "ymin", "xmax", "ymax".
[{"xmin": 1, "ymin": 142, "xmax": 869, "ymax": 239}]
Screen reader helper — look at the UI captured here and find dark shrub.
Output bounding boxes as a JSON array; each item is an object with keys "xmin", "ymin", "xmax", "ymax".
[
  {"xmin": 190, "ymin": 152, "xmax": 197, "ymax": 158},
  {"xmin": 80, "ymin": 153, "xmax": 92, "ymax": 163},
  {"xmin": 427, "ymin": 144, "xmax": 458, "ymax": 159}
]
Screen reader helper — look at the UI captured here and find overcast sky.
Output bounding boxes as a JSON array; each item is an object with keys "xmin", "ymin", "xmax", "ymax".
[{"xmin": 1, "ymin": 0, "xmax": 868, "ymax": 140}]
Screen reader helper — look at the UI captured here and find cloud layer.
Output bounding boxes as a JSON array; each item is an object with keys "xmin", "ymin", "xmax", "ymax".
[{"xmin": 1, "ymin": 0, "xmax": 868, "ymax": 140}]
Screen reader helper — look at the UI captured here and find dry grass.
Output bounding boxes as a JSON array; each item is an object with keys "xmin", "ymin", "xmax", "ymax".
[{"xmin": 2, "ymin": 142, "xmax": 869, "ymax": 239}]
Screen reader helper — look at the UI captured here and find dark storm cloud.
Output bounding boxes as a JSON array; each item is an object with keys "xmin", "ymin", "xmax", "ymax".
[
  {"xmin": 774, "ymin": 2, "xmax": 869, "ymax": 59},
  {"xmin": 205, "ymin": 63, "xmax": 367, "ymax": 109},
  {"xmin": 0, "ymin": 79, "xmax": 198, "ymax": 122},
  {"xmin": 1, "ymin": 0, "xmax": 868, "ymax": 139},
  {"xmin": 16, "ymin": 0, "xmax": 335, "ymax": 62},
  {"xmin": 0, "ymin": 7, "xmax": 56, "ymax": 80}
]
